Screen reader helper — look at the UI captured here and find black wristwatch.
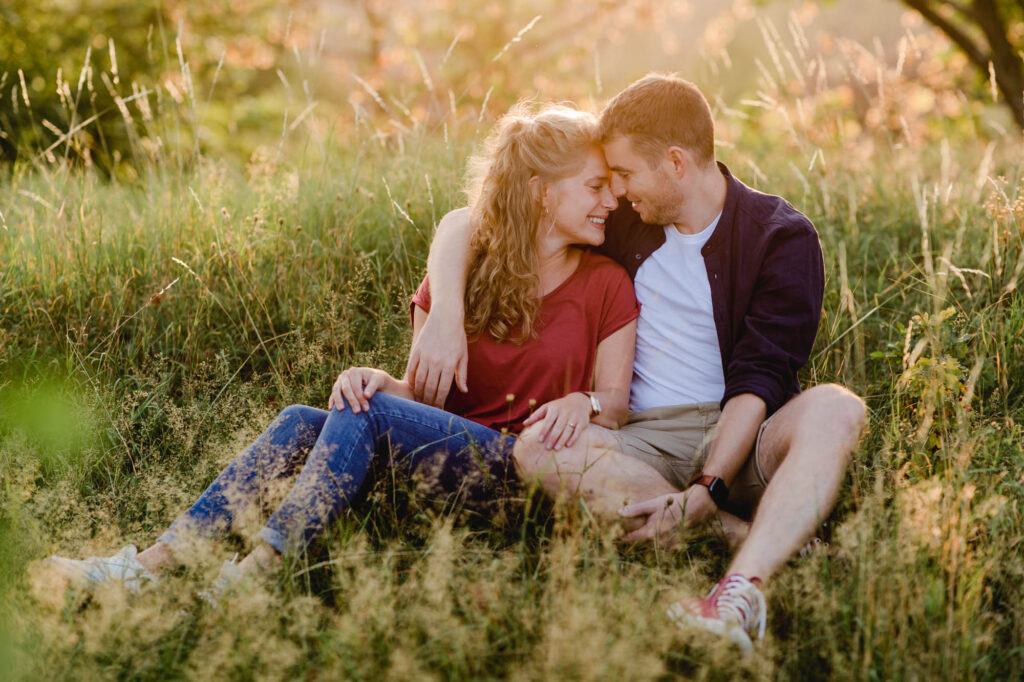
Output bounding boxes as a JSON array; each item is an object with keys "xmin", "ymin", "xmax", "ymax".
[{"xmin": 688, "ymin": 472, "xmax": 729, "ymax": 508}]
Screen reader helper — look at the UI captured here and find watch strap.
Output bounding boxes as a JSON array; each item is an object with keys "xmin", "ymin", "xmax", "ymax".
[{"xmin": 688, "ymin": 472, "xmax": 729, "ymax": 508}]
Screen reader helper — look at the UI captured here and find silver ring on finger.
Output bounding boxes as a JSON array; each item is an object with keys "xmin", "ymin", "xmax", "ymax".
[{"xmin": 568, "ymin": 422, "xmax": 577, "ymax": 429}]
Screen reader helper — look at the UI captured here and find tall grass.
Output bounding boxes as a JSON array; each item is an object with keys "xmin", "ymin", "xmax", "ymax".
[{"xmin": 2, "ymin": 11, "xmax": 1023, "ymax": 681}]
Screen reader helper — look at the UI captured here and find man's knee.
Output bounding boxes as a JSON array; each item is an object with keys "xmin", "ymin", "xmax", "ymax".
[
  {"xmin": 811, "ymin": 384, "xmax": 867, "ymax": 442},
  {"xmin": 767, "ymin": 385, "xmax": 867, "ymax": 464},
  {"xmin": 512, "ymin": 423, "xmax": 549, "ymax": 479},
  {"xmin": 512, "ymin": 423, "xmax": 613, "ymax": 485},
  {"xmin": 787, "ymin": 385, "xmax": 867, "ymax": 472}
]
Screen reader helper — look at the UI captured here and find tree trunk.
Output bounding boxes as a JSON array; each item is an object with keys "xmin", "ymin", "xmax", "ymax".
[
  {"xmin": 970, "ymin": 0, "xmax": 1024, "ymax": 129},
  {"xmin": 902, "ymin": 0, "xmax": 1024, "ymax": 130}
]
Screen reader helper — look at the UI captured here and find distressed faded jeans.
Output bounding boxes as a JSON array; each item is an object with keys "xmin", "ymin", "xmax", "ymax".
[{"xmin": 158, "ymin": 393, "xmax": 515, "ymax": 554}]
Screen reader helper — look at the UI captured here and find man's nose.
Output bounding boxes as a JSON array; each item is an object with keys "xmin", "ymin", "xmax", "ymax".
[{"xmin": 610, "ymin": 175, "xmax": 626, "ymax": 197}]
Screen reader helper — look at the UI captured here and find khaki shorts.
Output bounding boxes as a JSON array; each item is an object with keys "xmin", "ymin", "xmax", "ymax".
[{"xmin": 612, "ymin": 402, "xmax": 771, "ymax": 519}]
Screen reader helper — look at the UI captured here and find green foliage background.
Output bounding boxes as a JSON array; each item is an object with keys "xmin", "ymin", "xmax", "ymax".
[{"xmin": 1, "ymin": 1, "xmax": 1023, "ymax": 680}]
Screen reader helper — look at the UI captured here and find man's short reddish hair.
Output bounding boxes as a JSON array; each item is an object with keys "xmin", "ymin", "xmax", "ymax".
[{"xmin": 599, "ymin": 73, "xmax": 715, "ymax": 168}]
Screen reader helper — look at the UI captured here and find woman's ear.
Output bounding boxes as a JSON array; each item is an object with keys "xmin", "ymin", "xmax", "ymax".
[{"xmin": 528, "ymin": 175, "xmax": 544, "ymax": 209}]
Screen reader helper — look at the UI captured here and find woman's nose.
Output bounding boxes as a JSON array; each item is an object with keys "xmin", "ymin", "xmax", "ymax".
[{"xmin": 602, "ymin": 186, "xmax": 617, "ymax": 208}]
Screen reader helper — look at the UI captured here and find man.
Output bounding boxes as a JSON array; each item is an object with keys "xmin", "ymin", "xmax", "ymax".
[{"xmin": 406, "ymin": 74, "xmax": 866, "ymax": 651}]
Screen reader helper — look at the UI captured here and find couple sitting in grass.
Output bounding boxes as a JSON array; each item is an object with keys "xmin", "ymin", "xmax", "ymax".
[{"xmin": 53, "ymin": 73, "xmax": 866, "ymax": 652}]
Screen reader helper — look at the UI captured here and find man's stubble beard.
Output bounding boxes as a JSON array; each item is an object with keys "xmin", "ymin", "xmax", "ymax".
[{"xmin": 639, "ymin": 183, "xmax": 685, "ymax": 228}]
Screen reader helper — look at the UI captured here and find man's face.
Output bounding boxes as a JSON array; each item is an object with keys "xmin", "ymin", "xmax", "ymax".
[{"xmin": 602, "ymin": 134, "xmax": 683, "ymax": 226}]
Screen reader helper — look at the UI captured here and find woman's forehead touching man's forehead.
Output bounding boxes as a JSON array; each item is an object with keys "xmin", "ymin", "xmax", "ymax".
[{"xmin": 602, "ymin": 134, "xmax": 650, "ymax": 173}]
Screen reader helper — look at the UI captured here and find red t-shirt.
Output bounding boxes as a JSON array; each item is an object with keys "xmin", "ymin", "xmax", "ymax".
[{"xmin": 412, "ymin": 249, "xmax": 639, "ymax": 433}]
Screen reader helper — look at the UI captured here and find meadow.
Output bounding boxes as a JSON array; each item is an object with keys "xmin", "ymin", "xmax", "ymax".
[{"xmin": 2, "ymin": 7, "xmax": 1024, "ymax": 680}]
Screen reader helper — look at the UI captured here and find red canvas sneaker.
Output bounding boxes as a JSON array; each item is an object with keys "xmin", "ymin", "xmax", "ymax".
[{"xmin": 667, "ymin": 573, "xmax": 766, "ymax": 653}]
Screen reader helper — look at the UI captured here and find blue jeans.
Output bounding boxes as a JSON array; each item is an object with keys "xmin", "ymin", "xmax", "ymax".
[{"xmin": 158, "ymin": 393, "xmax": 516, "ymax": 554}]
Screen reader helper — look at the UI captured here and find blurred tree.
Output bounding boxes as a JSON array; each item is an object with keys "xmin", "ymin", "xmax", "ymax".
[
  {"xmin": 0, "ymin": 1, "xmax": 159, "ymax": 167},
  {"xmin": 900, "ymin": 1, "xmax": 1023, "ymax": 129},
  {"xmin": 333, "ymin": 0, "xmax": 687, "ymax": 128},
  {"xmin": 0, "ymin": 0, "xmax": 688, "ymax": 170},
  {"xmin": 0, "ymin": 0, "xmax": 307, "ymax": 172}
]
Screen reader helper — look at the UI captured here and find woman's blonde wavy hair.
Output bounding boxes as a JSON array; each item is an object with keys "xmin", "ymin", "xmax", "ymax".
[{"xmin": 463, "ymin": 103, "xmax": 600, "ymax": 343}]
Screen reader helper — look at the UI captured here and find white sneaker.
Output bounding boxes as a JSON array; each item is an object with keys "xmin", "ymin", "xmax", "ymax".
[
  {"xmin": 667, "ymin": 573, "xmax": 767, "ymax": 653},
  {"xmin": 48, "ymin": 545, "xmax": 159, "ymax": 594},
  {"xmin": 198, "ymin": 553, "xmax": 241, "ymax": 606}
]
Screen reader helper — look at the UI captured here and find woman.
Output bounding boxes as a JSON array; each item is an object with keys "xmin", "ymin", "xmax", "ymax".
[{"xmin": 50, "ymin": 104, "xmax": 639, "ymax": 593}]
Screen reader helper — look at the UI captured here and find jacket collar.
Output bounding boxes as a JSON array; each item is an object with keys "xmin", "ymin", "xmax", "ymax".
[{"xmin": 702, "ymin": 161, "xmax": 739, "ymax": 255}]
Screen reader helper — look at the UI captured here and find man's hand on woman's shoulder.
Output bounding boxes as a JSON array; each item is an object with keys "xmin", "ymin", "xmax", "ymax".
[
  {"xmin": 405, "ymin": 310, "xmax": 469, "ymax": 408},
  {"xmin": 406, "ymin": 206, "xmax": 474, "ymax": 407}
]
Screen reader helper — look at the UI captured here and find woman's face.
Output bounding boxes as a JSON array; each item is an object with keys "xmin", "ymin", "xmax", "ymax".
[{"xmin": 542, "ymin": 146, "xmax": 618, "ymax": 247}]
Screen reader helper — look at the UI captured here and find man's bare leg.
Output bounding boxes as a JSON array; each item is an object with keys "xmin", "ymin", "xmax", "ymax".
[
  {"xmin": 513, "ymin": 423, "xmax": 752, "ymax": 546},
  {"xmin": 514, "ymin": 422, "xmax": 672, "ymax": 531},
  {"xmin": 715, "ymin": 513, "xmax": 751, "ymax": 550},
  {"xmin": 726, "ymin": 384, "xmax": 866, "ymax": 582}
]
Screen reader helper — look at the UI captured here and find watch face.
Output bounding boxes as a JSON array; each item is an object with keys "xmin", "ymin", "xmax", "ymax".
[{"xmin": 707, "ymin": 478, "xmax": 729, "ymax": 506}]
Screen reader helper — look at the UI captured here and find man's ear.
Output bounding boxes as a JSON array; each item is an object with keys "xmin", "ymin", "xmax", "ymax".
[{"xmin": 666, "ymin": 146, "xmax": 688, "ymax": 179}]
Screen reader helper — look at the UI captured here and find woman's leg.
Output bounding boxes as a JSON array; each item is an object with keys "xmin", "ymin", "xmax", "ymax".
[
  {"xmin": 141, "ymin": 405, "xmax": 329, "ymax": 573},
  {"xmin": 256, "ymin": 392, "xmax": 513, "ymax": 556}
]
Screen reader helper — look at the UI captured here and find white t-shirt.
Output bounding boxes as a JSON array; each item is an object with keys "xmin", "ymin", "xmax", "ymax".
[{"xmin": 629, "ymin": 213, "xmax": 725, "ymax": 412}]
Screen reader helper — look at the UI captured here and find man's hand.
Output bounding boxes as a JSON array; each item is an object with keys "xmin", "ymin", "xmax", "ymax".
[
  {"xmin": 405, "ymin": 310, "xmax": 468, "ymax": 408},
  {"xmin": 618, "ymin": 485, "xmax": 717, "ymax": 547},
  {"xmin": 522, "ymin": 392, "xmax": 592, "ymax": 451},
  {"xmin": 329, "ymin": 367, "xmax": 391, "ymax": 413}
]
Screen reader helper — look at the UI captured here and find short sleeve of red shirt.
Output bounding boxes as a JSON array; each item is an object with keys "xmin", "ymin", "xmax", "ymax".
[
  {"xmin": 593, "ymin": 255, "xmax": 641, "ymax": 342},
  {"xmin": 411, "ymin": 276, "xmax": 432, "ymax": 316},
  {"xmin": 410, "ymin": 250, "xmax": 638, "ymax": 433}
]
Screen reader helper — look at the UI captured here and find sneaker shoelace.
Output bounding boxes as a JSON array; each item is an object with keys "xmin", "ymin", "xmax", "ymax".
[{"xmin": 705, "ymin": 574, "xmax": 766, "ymax": 642}]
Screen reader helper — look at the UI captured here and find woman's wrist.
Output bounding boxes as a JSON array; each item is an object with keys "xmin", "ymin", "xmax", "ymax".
[
  {"xmin": 572, "ymin": 392, "xmax": 595, "ymax": 421},
  {"xmin": 385, "ymin": 373, "xmax": 413, "ymax": 399},
  {"xmin": 586, "ymin": 389, "xmax": 629, "ymax": 428}
]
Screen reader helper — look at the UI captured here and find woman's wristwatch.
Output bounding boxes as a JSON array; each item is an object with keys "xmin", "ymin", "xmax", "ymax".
[
  {"xmin": 585, "ymin": 392, "xmax": 602, "ymax": 416},
  {"xmin": 688, "ymin": 472, "xmax": 729, "ymax": 508}
]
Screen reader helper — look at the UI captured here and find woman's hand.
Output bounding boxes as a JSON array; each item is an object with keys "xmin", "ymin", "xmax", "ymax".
[
  {"xmin": 522, "ymin": 392, "xmax": 592, "ymax": 451},
  {"xmin": 329, "ymin": 367, "xmax": 391, "ymax": 413}
]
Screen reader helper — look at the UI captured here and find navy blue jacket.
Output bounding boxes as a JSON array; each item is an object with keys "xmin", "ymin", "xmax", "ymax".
[{"xmin": 596, "ymin": 163, "xmax": 824, "ymax": 416}]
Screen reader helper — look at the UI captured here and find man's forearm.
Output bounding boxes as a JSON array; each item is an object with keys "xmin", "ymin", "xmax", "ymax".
[
  {"xmin": 678, "ymin": 393, "xmax": 767, "ymax": 525},
  {"xmin": 427, "ymin": 207, "xmax": 473, "ymax": 321},
  {"xmin": 703, "ymin": 393, "xmax": 767, "ymax": 486},
  {"xmin": 405, "ymin": 207, "xmax": 475, "ymax": 405}
]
